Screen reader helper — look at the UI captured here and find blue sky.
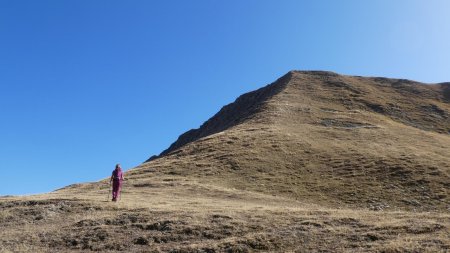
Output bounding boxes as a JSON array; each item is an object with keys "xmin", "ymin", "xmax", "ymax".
[{"xmin": 1, "ymin": 0, "xmax": 449, "ymax": 195}]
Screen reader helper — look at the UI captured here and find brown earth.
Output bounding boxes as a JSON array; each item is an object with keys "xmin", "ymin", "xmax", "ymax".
[{"xmin": 1, "ymin": 71, "xmax": 449, "ymax": 252}]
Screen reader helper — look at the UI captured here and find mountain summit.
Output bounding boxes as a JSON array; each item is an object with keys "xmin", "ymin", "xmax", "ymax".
[{"xmin": 152, "ymin": 70, "xmax": 449, "ymax": 162}]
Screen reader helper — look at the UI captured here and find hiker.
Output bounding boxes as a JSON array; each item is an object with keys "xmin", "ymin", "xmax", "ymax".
[{"xmin": 110, "ymin": 164, "xmax": 125, "ymax": 201}]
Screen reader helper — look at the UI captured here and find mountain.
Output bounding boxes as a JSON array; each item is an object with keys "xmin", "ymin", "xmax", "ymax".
[
  {"xmin": 1, "ymin": 71, "xmax": 449, "ymax": 252},
  {"xmin": 141, "ymin": 70, "xmax": 449, "ymax": 211},
  {"xmin": 151, "ymin": 71, "xmax": 449, "ymax": 160}
]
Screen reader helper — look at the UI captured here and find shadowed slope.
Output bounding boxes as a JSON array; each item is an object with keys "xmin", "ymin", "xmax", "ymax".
[{"xmin": 440, "ymin": 82, "xmax": 450, "ymax": 102}]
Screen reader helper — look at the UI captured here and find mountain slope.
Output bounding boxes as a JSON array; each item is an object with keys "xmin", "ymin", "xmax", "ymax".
[{"xmin": 136, "ymin": 70, "xmax": 450, "ymax": 211}]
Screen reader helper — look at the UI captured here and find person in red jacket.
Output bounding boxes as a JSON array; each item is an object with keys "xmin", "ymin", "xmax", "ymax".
[{"xmin": 110, "ymin": 164, "xmax": 125, "ymax": 201}]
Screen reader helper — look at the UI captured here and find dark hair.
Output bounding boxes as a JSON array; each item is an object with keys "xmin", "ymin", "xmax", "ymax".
[{"xmin": 115, "ymin": 164, "xmax": 122, "ymax": 170}]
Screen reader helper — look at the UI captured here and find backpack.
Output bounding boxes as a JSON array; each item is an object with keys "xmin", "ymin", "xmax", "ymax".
[{"xmin": 112, "ymin": 169, "xmax": 122, "ymax": 180}]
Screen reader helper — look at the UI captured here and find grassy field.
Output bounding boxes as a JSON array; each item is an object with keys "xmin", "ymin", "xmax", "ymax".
[{"xmin": 1, "ymin": 176, "xmax": 449, "ymax": 252}]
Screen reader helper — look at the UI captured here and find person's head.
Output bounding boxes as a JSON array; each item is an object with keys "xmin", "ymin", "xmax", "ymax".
[{"xmin": 115, "ymin": 164, "xmax": 122, "ymax": 170}]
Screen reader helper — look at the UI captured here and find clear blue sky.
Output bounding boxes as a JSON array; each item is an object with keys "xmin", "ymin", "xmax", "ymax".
[{"xmin": 1, "ymin": 1, "xmax": 449, "ymax": 195}]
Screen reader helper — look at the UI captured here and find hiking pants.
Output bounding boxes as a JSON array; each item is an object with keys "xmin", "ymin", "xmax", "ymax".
[{"xmin": 112, "ymin": 180, "xmax": 122, "ymax": 200}]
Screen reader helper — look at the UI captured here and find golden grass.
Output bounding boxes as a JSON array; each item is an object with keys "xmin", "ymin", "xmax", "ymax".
[{"xmin": 1, "ymin": 174, "xmax": 449, "ymax": 252}]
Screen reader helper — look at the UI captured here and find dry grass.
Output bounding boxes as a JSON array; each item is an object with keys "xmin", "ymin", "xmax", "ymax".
[
  {"xmin": 1, "ymin": 71, "xmax": 449, "ymax": 252},
  {"xmin": 1, "ymin": 178, "xmax": 449, "ymax": 252}
]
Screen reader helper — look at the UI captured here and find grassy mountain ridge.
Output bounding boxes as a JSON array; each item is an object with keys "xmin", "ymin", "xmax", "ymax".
[
  {"xmin": 153, "ymin": 70, "xmax": 449, "ymax": 163},
  {"xmin": 147, "ymin": 71, "xmax": 293, "ymax": 161}
]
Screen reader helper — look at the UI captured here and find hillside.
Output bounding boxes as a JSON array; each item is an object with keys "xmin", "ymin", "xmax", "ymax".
[
  {"xmin": 1, "ymin": 71, "xmax": 449, "ymax": 252},
  {"xmin": 140, "ymin": 70, "xmax": 450, "ymax": 212}
]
